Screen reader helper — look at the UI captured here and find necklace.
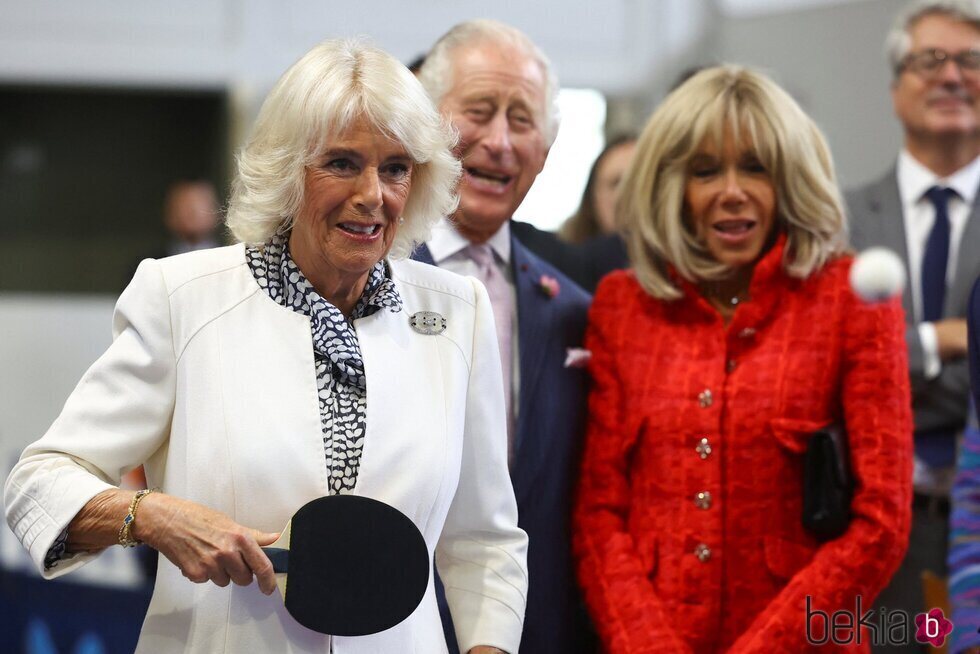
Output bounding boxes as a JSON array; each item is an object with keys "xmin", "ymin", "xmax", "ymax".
[{"xmin": 703, "ymin": 281, "xmax": 749, "ymax": 308}]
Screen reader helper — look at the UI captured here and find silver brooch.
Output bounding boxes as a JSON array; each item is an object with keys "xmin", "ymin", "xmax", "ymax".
[{"xmin": 409, "ymin": 311, "xmax": 446, "ymax": 335}]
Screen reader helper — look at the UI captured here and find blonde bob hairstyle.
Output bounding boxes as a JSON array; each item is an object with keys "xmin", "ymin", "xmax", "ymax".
[
  {"xmin": 621, "ymin": 65, "xmax": 847, "ymax": 300},
  {"xmin": 226, "ymin": 38, "xmax": 461, "ymax": 259}
]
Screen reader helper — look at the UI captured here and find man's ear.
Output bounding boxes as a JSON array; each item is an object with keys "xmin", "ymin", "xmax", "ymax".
[
  {"xmin": 534, "ymin": 142, "xmax": 552, "ymax": 177},
  {"xmin": 889, "ymin": 80, "xmax": 902, "ymax": 116}
]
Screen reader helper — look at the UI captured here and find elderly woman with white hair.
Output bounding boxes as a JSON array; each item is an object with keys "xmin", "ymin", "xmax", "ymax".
[{"xmin": 4, "ymin": 39, "xmax": 526, "ymax": 654}]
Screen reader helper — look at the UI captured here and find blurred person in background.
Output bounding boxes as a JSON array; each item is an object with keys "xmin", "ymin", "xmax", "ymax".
[
  {"xmin": 551, "ymin": 135, "xmax": 637, "ymax": 292},
  {"xmin": 161, "ymin": 178, "xmax": 222, "ymax": 255},
  {"xmin": 846, "ymin": 4, "xmax": 980, "ymax": 646},
  {"xmin": 559, "ymin": 134, "xmax": 637, "ymax": 244},
  {"xmin": 414, "ymin": 19, "xmax": 595, "ymax": 654},
  {"xmin": 5, "ymin": 38, "xmax": 527, "ymax": 654},
  {"xmin": 574, "ymin": 65, "xmax": 913, "ymax": 653}
]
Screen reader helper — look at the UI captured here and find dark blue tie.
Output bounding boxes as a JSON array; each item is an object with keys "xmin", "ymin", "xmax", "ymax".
[
  {"xmin": 917, "ymin": 186, "xmax": 956, "ymax": 468},
  {"xmin": 921, "ymin": 186, "xmax": 954, "ymax": 322}
]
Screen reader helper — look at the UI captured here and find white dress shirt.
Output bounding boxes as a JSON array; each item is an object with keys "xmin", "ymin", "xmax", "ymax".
[
  {"xmin": 426, "ymin": 218, "xmax": 521, "ymax": 420},
  {"xmin": 897, "ymin": 149, "xmax": 980, "ymax": 380}
]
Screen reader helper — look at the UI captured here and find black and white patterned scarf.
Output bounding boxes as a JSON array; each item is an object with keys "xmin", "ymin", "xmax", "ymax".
[{"xmin": 246, "ymin": 232, "xmax": 402, "ymax": 494}]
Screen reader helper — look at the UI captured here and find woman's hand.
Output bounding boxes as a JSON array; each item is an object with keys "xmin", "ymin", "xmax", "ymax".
[
  {"xmin": 134, "ymin": 492, "xmax": 281, "ymax": 594},
  {"xmin": 68, "ymin": 489, "xmax": 280, "ymax": 593}
]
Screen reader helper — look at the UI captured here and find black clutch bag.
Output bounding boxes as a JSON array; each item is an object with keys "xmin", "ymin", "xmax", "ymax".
[{"xmin": 802, "ymin": 423, "xmax": 853, "ymax": 541}]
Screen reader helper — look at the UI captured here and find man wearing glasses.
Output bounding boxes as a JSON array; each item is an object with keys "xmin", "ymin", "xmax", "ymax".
[{"xmin": 847, "ymin": 1, "xmax": 980, "ymax": 650}]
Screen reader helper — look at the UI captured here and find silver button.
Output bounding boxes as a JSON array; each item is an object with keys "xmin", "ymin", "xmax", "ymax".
[
  {"xmin": 695, "ymin": 491, "xmax": 712, "ymax": 510},
  {"xmin": 696, "ymin": 437, "xmax": 712, "ymax": 459},
  {"xmin": 698, "ymin": 389, "xmax": 713, "ymax": 408},
  {"xmin": 738, "ymin": 327, "xmax": 756, "ymax": 338},
  {"xmin": 694, "ymin": 543, "xmax": 711, "ymax": 562},
  {"xmin": 726, "ymin": 359, "xmax": 737, "ymax": 373}
]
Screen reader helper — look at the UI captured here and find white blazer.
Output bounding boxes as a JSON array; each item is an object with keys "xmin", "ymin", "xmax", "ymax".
[{"xmin": 4, "ymin": 244, "xmax": 528, "ymax": 654}]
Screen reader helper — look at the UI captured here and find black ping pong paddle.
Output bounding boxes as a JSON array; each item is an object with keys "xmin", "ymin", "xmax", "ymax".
[{"xmin": 262, "ymin": 495, "xmax": 429, "ymax": 636}]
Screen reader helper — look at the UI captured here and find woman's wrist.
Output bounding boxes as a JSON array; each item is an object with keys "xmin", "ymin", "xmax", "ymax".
[
  {"xmin": 64, "ymin": 487, "xmax": 168, "ymax": 553},
  {"xmin": 118, "ymin": 488, "xmax": 155, "ymax": 547},
  {"xmin": 129, "ymin": 490, "xmax": 170, "ymax": 548},
  {"xmin": 66, "ymin": 488, "xmax": 135, "ymax": 551}
]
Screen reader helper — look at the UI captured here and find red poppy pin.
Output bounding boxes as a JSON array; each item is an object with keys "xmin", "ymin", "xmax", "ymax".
[{"xmin": 538, "ymin": 275, "xmax": 560, "ymax": 299}]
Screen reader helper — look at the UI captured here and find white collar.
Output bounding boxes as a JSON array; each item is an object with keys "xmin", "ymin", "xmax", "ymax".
[
  {"xmin": 897, "ymin": 148, "xmax": 980, "ymax": 206},
  {"xmin": 426, "ymin": 217, "xmax": 512, "ymax": 265}
]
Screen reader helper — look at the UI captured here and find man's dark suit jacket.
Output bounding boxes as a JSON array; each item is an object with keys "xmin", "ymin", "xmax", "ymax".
[
  {"xmin": 510, "ymin": 220, "xmax": 628, "ymax": 294},
  {"xmin": 413, "ymin": 230, "xmax": 595, "ymax": 654}
]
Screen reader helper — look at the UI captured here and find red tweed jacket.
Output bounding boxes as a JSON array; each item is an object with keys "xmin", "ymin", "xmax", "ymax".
[{"xmin": 573, "ymin": 241, "xmax": 912, "ymax": 653}]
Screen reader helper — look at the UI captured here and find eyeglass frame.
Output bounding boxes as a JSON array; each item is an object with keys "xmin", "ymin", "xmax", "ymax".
[{"xmin": 896, "ymin": 47, "xmax": 980, "ymax": 79}]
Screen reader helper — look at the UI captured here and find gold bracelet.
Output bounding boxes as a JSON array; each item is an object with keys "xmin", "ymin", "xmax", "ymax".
[{"xmin": 118, "ymin": 488, "xmax": 155, "ymax": 548}]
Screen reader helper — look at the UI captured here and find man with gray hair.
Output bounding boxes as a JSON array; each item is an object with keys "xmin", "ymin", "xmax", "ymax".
[
  {"xmin": 413, "ymin": 19, "xmax": 595, "ymax": 654},
  {"xmin": 846, "ymin": 2, "xmax": 980, "ymax": 649}
]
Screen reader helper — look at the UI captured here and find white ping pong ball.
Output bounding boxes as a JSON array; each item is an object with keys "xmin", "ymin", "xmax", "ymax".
[{"xmin": 849, "ymin": 247, "xmax": 906, "ymax": 303}]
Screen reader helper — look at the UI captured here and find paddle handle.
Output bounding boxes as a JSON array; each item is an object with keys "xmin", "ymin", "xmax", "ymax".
[
  {"xmin": 262, "ymin": 547, "xmax": 290, "ymax": 574},
  {"xmin": 263, "ymin": 523, "xmax": 292, "ymax": 599}
]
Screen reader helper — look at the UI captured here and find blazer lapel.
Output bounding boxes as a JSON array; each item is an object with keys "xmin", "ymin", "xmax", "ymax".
[
  {"xmin": 512, "ymin": 236, "xmax": 555, "ymax": 462},
  {"xmin": 866, "ymin": 171, "xmax": 915, "ymax": 318}
]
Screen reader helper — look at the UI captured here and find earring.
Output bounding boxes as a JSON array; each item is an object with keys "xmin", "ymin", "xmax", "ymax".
[{"xmin": 398, "ymin": 217, "xmax": 405, "ymax": 224}]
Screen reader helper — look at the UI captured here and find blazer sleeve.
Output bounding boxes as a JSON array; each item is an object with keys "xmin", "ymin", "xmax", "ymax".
[
  {"xmin": 906, "ymin": 318, "xmax": 928, "ymax": 382},
  {"xmin": 729, "ymin": 281, "xmax": 913, "ymax": 653},
  {"xmin": 572, "ymin": 280, "xmax": 693, "ymax": 654},
  {"xmin": 907, "ymin": 323, "xmax": 971, "ymax": 429},
  {"xmin": 3, "ymin": 259, "xmax": 177, "ymax": 577},
  {"xmin": 435, "ymin": 278, "xmax": 529, "ymax": 654}
]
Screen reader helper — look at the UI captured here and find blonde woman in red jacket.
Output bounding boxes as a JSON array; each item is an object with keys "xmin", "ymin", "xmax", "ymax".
[{"xmin": 573, "ymin": 65, "xmax": 913, "ymax": 653}]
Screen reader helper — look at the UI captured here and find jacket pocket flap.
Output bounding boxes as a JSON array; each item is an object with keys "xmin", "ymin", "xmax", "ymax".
[{"xmin": 769, "ymin": 418, "xmax": 829, "ymax": 454}]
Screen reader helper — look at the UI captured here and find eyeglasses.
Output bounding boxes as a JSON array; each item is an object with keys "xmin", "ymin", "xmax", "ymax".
[{"xmin": 898, "ymin": 48, "xmax": 980, "ymax": 80}]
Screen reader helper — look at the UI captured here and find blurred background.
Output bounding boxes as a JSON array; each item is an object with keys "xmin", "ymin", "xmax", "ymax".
[{"xmin": 0, "ymin": 0, "xmax": 904, "ymax": 651}]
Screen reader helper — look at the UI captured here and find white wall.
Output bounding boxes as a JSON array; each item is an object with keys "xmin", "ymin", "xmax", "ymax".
[
  {"xmin": 0, "ymin": 293, "xmax": 146, "ymax": 584},
  {"xmin": 703, "ymin": 0, "xmax": 903, "ymax": 190},
  {"xmin": 0, "ymin": 294, "xmax": 115, "ymax": 454},
  {"xmin": 0, "ymin": 0, "xmax": 710, "ymax": 95}
]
